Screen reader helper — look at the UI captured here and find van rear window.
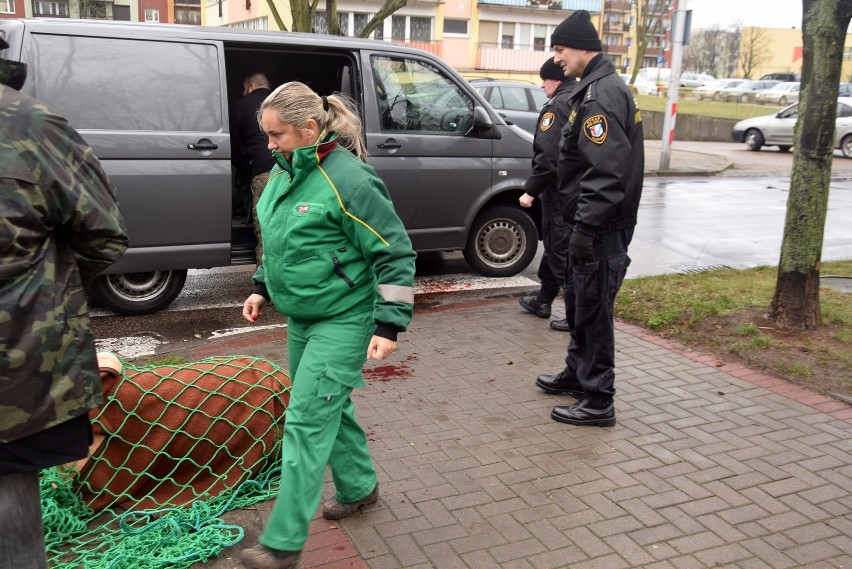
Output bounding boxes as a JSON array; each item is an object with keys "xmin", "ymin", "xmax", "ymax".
[{"xmin": 28, "ymin": 33, "xmax": 222, "ymax": 132}]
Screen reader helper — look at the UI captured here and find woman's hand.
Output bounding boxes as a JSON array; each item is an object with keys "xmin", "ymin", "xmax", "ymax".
[
  {"xmin": 367, "ymin": 336, "xmax": 397, "ymax": 360},
  {"xmin": 242, "ymin": 293, "xmax": 268, "ymax": 323}
]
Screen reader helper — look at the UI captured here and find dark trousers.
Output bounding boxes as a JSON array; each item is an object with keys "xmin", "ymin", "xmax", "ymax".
[
  {"xmin": 537, "ymin": 212, "xmax": 570, "ymax": 312},
  {"xmin": 0, "ymin": 471, "xmax": 47, "ymax": 569},
  {"xmin": 563, "ymin": 227, "xmax": 633, "ymax": 406}
]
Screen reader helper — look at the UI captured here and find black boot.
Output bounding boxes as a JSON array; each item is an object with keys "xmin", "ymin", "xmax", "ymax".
[
  {"xmin": 549, "ymin": 318, "xmax": 570, "ymax": 332},
  {"xmin": 519, "ymin": 296, "xmax": 552, "ymax": 318},
  {"xmin": 551, "ymin": 399, "xmax": 616, "ymax": 427},
  {"xmin": 535, "ymin": 369, "xmax": 583, "ymax": 398}
]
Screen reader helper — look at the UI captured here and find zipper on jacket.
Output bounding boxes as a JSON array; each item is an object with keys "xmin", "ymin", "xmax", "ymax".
[{"xmin": 331, "ymin": 254, "xmax": 356, "ymax": 288}]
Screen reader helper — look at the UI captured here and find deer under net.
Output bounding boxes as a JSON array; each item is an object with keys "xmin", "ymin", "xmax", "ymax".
[{"xmin": 39, "ymin": 354, "xmax": 291, "ymax": 569}]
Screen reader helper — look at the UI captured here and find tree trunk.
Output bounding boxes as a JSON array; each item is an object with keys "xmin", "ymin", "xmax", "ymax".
[
  {"xmin": 326, "ymin": 0, "xmax": 341, "ymax": 35},
  {"xmin": 264, "ymin": 0, "xmax": 288, "ymax": 31},
  {"xmin": 769, "ymin": 0, "xmax": 852, "ymax": 329}
]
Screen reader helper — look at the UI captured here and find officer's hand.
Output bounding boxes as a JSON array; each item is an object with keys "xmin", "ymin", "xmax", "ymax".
[
  {"xmin": 568, "ymin": 228, "xmax": 595, "ymax": 266},
  {"xmin": 519, "ymin": 193, "xmax": 534, "ymax": 208}
]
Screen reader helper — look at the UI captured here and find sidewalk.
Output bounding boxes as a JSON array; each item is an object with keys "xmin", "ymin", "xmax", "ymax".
[
  {"xmin": 643, "ymin": 140, "xmax": 732, "ymax": 176},
  {"xmin": 178, "ymin": 296, "xmax": 852, "ymax": 569}
]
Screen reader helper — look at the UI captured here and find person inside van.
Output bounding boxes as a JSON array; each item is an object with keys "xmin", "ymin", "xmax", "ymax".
[
  {"xmin": 231, "ymin": 72, "xmax": 276, "ymax": 263},
  {"xmin": 240, "ymin": 81, "xmax": 416, "ymax": 569}
]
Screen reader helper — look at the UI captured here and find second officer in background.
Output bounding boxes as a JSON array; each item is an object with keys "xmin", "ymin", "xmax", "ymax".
[{"xmin": 518, "ymin": 58, "xmax": 577, "ymax": 331}]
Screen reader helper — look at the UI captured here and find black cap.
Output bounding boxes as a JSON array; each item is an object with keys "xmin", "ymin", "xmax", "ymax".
[
  {"xmin": 551, "ymin": 10, "xmax": 602, "ymax": 51},
  {"xmin": 540, "ymin": 58, "xmax": 565, "ymax": 81}
]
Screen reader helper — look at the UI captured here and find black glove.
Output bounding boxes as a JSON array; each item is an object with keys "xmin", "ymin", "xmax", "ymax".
[{"xmin": 568, "ymin": 226, "xmax": 595, "ymax": 266}]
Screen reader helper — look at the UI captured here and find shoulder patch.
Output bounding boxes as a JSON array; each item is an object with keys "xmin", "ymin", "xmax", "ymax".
[
  {"xmin": 583, "ymin": 115, "xmax": 608, "ymax": 144},
  {"xmin": 539, "ymin": 112, "xmax": 556, "ymax": 132},
  {"xmin": 568, "ymin": 109, "xmax": 577, "ymax": 124}
]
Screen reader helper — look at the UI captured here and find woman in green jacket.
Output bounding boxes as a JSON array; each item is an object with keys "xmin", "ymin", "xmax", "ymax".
[{"xmin": 240, "ymin": 82, "xmax": 416, "ymax": 569}]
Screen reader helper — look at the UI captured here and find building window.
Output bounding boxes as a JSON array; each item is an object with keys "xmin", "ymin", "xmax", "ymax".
[
  {"xmin": 501, "ymin": 34, "xmax": 513, "ymax": 49},
  {"xmin": 533, "ymin": 37, "xmax": 545, "ymax": 51},
  {"xmin": 391, "ymin": 15, "xmax": 405, "ymax": 40},
  {"xmin": 33, "ymin": 0, "xmax": 68, "ymax": 15},
  {"xmin": 174, "ymin": 7, "xmax": 200, "ymax": 24},
  {"xmin": 443, "ymin": 18, "xmax": 467, "ymax": 35},
  {"xmin": 410, "ymin": 16, "xmax": 430, "ymax": 41},
  {"xmin": 144, "ymin": 7, "xmax": 159, "ymax": 21},
  {"xmin": 845, "ymin": 46, "xmax": 852, "ymax": 61},
  {"xmin": 354, "ymin": 12, "xmax": 369, "ymax": 36},
  {"xmin": 0, "ymin": 0, "xmax": 14, "ymax": 13},
  {"xmin": 82, "ymin": 0, "xmax": 111, "ymax": 18}
]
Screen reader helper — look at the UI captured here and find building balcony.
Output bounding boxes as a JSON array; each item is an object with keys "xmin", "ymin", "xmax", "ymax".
[
  {"xmin": 603, "ymin": 21, "xmax": 629, "ymax": 32},
  {"xmin": 476, "ymin": 42, "xmax": 551, "ymax": 73},
  {"xmin": 604, "ymin": 1, "xmax": 630, "ymax": 12},
  {"xmin": 644, "ymin": 47, "xmax": 662, "ymax": 56},
  {"xmin": 603, "ymin": 44, "xmax": 627, "ymax": 54},
  {"xmin": 389, "ymin": 38, "xmax": 442, "ymax": 56},
  {"xmin": 477, "ymin": 0, "xmax": 601, "ymax": 11}
]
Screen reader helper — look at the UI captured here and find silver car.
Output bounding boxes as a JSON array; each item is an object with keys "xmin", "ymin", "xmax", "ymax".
[
  {"xmin": 470, "ymin": 79, "xmax": 548, "ymax": 134},
  {"xmin": 693, "ymin": 78, "xmax": 746, "ymax": 101},
  {"xmin": 718, "ymin": 80, "xmax": 781, "ymax": 103},
  {"xmin": 731, "ymin": 97, "xmax": 852, "ymax": 156},
  {"xmin": 754, "ymin": 82, "xmax": 801, "ymax": 106}
]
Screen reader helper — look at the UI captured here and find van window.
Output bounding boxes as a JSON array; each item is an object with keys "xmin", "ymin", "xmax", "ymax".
[
  {"xmin": 371, "ymin": 55, "xmax": 473, "ymax": 134},
  {"xmin": 28, "ymin": 34, "xmax": 222, "ymax": 132}
]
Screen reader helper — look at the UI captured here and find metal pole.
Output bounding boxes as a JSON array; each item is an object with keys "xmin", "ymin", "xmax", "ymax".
[{"xmin": 659, "ymin": 0, "xmax": 688, "ymax": 171}]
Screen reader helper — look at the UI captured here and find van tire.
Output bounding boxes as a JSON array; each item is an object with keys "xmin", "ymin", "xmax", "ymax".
[
  {"xmin": 89, "ymin": 270, "xmax": 188, "ymax": 315},
  {"xmin": 463, "ymin": 206, "xmax": 537, "ymax": 277}
]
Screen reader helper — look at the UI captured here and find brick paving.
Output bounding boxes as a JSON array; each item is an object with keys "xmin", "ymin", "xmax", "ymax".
[{"xmin": 187, "ymin": 296, "xmax": 852, "ymax": 569}]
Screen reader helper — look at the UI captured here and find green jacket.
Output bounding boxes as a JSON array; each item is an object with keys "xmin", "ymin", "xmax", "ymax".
[
  {"xmin": 252, "ymin": 134, "xmax": 415, "ymax": 338},
  {"xmin": 0, "ymin": 84, "xmax": 128, "ymax": 443}
]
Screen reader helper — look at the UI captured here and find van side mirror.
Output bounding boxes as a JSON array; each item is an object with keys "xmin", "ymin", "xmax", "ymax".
[{"xmin": 472, "ymin": 105, "xmax": 500, "ymax": 139}]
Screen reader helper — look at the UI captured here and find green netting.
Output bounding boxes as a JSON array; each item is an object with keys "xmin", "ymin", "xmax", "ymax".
[{"xmin": 39, "ymin": 355, "xmax": 292, "ymax": 569}]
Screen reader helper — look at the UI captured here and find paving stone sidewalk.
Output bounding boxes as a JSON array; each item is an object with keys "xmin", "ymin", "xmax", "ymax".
[{"xmin": 187, "ymin": 297, "xmax": 851, "ymax": 569}]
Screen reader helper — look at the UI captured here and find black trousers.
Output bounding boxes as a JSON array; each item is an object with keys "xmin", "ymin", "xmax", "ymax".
[
  {"xmin": 536, "ymin": 210, "xmax": 570, "ymax": 311},
  {"xmin": 563, "ymin": 227, "xmax": 633, "ymax": 406}
]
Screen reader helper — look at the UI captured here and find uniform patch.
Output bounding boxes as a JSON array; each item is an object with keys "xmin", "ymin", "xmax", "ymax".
[
  {"xmin": 583, "ymin": 115, "xmax": 608, "ymax": 144},
  {"xmin": 539, "ymin": 112, "xmax": 556, "ymax": 132},
  {"xmin": 297, "ymin": 204, "xmax": 310, "ymax": 213},
  {"xmin": 568, "ymin": 109, "xmax": 577, "ymax": 124}
]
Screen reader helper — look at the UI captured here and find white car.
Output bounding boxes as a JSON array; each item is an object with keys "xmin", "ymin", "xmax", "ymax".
[
  {"xmin": 731, "ymin": 97, "xmax": 852, "ymax": 156},
  {"xmin": 754, "ymin": 82, "xmax": 801, "ymax": 106},
  {"xmin": 693, "ymin": 78, "xmax": 746, "ymax": 101},
  {"xmin": 619, "ymin": 73, "xmax": 658, "ymax": 96},
  {"xmin": 679, "ymin": 72, "xmax": 715, "ymax": 88}
]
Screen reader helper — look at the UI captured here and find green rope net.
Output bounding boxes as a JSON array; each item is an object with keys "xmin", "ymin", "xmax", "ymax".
[{"xmin": 39, "ymin": 355, "xmax": 292, "ymax": 569}]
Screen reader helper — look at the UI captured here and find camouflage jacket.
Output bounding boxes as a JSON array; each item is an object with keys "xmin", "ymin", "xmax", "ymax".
[{"xmin": 0, "ymin": 83, "xmax": 128, "ymax": 444}]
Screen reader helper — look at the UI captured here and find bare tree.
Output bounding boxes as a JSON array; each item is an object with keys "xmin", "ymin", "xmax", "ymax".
[
  {"xmin": 738, "ymin": 26, "xmax": 772, "ymax": 79},
  {"xmin": 265, "ymin": 0, "xmax": 407, "ymax": 35},
  {"xmin": 721, "ymin": 24, "xmax": 742, "ymax": 77},
  {"xmin": 629, "ymin": 0, "xmax": 675, "ymax": 82},
  {"xmin": 683, "ymin": 26, "xmax": 723, "ymax": 75},
  {"xmin": 769, "ymin": 0, "xmax": 852, "ymax": 329}
]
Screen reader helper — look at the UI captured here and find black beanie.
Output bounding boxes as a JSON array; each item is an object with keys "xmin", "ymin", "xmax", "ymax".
[
  {"xmin": 551, "ymin": 10, "xmax": 602, "ymax": 51},
  {"xmin": 539, "ymin": 58, "xmax": 565, "ymax": 81}
]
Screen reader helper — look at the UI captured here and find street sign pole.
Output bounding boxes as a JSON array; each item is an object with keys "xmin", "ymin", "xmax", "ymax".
[{"xmin": 659, "ymin": 1, "xmax": 689, "ymax": 171}]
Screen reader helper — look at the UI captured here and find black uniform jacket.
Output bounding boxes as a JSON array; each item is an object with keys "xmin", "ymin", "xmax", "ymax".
[
  {"xmin": 524, "ymin": 78, "xmax": 577, "ymax": 215},
  {"xmin": 556, "ymin": 55, "xmax": 644, "ymax": 234}
]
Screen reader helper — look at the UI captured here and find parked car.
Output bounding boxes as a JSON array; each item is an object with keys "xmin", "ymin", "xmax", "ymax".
[
  {"xmin": 470, "ymin": 79, "xmax": 548, "ymax": 134},
  {"xmin": 679, "ymin": 72, "xmax": 715, "ymax": 88},
  {"xmin": 731, "ymin": 97, "xmax": 852, "ymax": 156},
  {"xmin": 619, "ymin": 73, "xmax": 658, "ymax": 96},
  {"xmin": 760, "ymin": 72, "xmax": 801, "ymax": 82},
  {"xmin": 754, "ymin": 82, "xmax": 801, "ymax": 106},
  {"xmin": 719, "ymin": 79, "xmax": 781, "ymax": 103},
  {"xmin": 693, "ymin": 78, "xmax": 746, "ymax": 101},
  {"xmin": 1, "ymin": 18, "xmax": 538, "ymax": 314},
  {"xmin": 839, "ymin": 82, "xmax": 852, "ymax": 97}
]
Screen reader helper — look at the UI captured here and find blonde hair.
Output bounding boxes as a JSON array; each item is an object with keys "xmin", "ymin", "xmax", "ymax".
[{"xmin": 258, "ymin": 81, "xmax": 366, "ymax": 160}]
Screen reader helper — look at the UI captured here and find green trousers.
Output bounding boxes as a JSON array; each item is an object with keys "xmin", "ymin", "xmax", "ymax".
[{"xmin": 260, "ymin": 309, "xmax": 378, "ymax": 552}]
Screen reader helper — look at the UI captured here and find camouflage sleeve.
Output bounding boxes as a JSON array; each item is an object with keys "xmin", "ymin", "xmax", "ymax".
[{"xmin": 36, "ymin": 104, "xmax": 129, "ymax": 283}]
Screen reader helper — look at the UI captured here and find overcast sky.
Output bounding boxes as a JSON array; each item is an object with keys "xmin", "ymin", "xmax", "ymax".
[{"xmin": 685, "ymin": 0, "xmax": 803, "ymax": 30}]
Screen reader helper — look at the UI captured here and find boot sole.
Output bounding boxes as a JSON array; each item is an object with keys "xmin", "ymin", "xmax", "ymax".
[
  {"xmin": 535, "ymin": 378, "xmax": 583, "ymax": 398},
  {"xmin": 550, "ymin": 411, "xmax": 616, "ymax": 427}
]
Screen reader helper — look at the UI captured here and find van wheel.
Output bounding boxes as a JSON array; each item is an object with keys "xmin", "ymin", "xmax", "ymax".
[
  {"xmin": 89, "ymin": 270, "xmax": 188, "ymax": 315},
  {"xmin": 463, "ymin": 206, "xmax": 537, "ymax": 277}
]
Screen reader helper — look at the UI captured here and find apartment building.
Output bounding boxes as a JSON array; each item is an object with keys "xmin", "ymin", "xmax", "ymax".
[{"xmin": 0, "ymin": 0, "xmax": 198, "ymax": 25}]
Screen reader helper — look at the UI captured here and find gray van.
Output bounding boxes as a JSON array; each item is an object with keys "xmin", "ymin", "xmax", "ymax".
[{"xmin": 0, "ymin": 19, "xmax": 537, "ymax": 314}]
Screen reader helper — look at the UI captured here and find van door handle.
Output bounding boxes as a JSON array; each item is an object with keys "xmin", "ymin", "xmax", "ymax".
[
  {"xmin": 376, "ymin": 139, "xmax": 401, "ymax": 150},
  {"xmin": 187, "ymin": 140, "xmax": 219, "ymax": 151}
]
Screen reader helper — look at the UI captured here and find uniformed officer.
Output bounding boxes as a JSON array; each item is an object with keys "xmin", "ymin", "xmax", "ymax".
[
  {"xmin": 518, "ymin": 58, "xmax": 577, "ymax": 332},
  {"xmin": 534, "ymin": 10, "xmax": 644, "ymax": 427}
]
